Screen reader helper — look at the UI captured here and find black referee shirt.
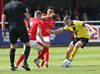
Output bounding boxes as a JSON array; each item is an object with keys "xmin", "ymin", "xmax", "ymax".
[{"xmin": 3, "ymin": 1, "xmax": 27, "ymax": 27}]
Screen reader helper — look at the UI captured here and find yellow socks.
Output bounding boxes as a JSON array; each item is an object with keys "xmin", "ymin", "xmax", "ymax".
[
  {"xmin": 65, "ymin": 55, "xmax": 70, "ymax": 59},
  {"xmin": 70, "ymin": 48, "xmax": 78, "ymax": 60}
]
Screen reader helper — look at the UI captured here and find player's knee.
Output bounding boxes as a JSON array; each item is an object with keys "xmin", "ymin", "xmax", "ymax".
[
  {"xmin": 11, "ymin": 44, "xmax": 16, "ymax": 49},
  {"xmin": 44, "ymin": 44, "xmax": 50, "ymax": 48},
  {"xmin": 24, "ymin": 42, "xmax": 30, "ymax": 46},
  {"xmin": 75, "ymin": 41, "xmax": 82, "ymax": 48}
]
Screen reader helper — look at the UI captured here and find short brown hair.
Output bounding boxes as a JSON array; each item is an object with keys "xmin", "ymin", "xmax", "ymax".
[
  {"xmin": 63, "ymin": 16, "xmax": 71, "ymax": 22},
  {"xmin": 34, "ymin": 10, "xmax": 42, "ymax": 16},
  {"xmin": 47, "ymin": 6, "xmax": 55, "ymax": 10}
]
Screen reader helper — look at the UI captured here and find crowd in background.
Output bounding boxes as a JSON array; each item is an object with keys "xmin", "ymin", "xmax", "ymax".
[
  {"xmin": 2, "ymin": 0, "xmax": 100, "ymax": 27},
  {"xmin": 25, "ymin": 2, "xmax": 100, "ymax": 26},
  {"xmin": 27, "ymin": 4, "xmax": 100, "ymax": 20}
]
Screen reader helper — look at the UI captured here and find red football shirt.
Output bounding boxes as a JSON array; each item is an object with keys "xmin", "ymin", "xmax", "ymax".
[
  {"xmin": 41, "ymin": 14, "xmax": 55, "ymax": 36},
  {"xmin": 24, "ymin": 18, "xmax": 43, "ymax": 40}
]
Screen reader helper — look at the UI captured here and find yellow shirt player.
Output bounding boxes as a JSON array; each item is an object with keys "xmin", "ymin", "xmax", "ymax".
[
  {"xmin": 64, "ymin": 20, "xmax": 89, "ymax": 38},
  {"xmin": 50, "ymin": 16, "xmax": 96, "ymax": 67}
]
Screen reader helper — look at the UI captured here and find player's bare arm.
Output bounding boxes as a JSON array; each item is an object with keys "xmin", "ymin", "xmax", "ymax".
[
  {"xmin": 40, "ymin": 13, "xmax": 55, "ymax": 20},
  {"xmin": 1, "ymin": 14, "xmax": 6, "ymax": 38},
  {"xmin": 85, "ymin": 24, "xmax": 97, "ymax": 34},
  {"xmin": 37, "ymin": 28, "xmax": 45, "ymax": 43},
  {"xmin": 50, "ymin": 28, "xmax": 64, "ymax": 34}
]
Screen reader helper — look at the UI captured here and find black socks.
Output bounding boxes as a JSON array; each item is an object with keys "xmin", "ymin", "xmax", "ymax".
[
  {"xmin": 23, "ymin": 46, "xmax": 30, "ymax": 63},
  {"xmin": 10, "ymin": 46, "xmax": 30, "ymax": 67},
  {"xmin": 10, "ymin": 48, "xmax": 16, "ymax": 67}
]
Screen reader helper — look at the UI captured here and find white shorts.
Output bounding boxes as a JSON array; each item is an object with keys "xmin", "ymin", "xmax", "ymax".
[
  {"xmin": 30, "ymin": 36, "xmax": 50, "ymax": 51},
  {"xmin": 30, "ymin": 40, "xmax": 44, "ymax": 51},
  {"xmin": 36, "ymin": 36, "xmax": 50, "ymax": 42}
]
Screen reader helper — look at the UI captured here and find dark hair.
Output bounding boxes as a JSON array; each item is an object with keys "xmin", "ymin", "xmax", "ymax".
[
  {"xmin": 63, "ymin": 16, "xmax": 71, "ymax": 22},
  {"xmin": 47, "ymin": 6, "xmax": 55, "ymax": 10},
  {"xmin": 34, "ymin": 10, "xmax": 42, "ymax": 16}
]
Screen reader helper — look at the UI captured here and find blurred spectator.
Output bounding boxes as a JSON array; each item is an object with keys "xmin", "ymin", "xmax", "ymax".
[
  {"xmin": 40, "ymin": 3, "xmax": 47, "ymax": 13},
  {"xmin": 55, "ymin": 13, "xmax": 61, "ymax": 21},
  {"xmin": 79, "ymin": 3, "xmax": 88, "ymax": 14},
  {"xmin": 81, "ymin": 12, "xmax": 95, "ymax": 25},
  {"xmin": 68, "ymin": 4, "xmax": 73, "ymax": 17},
  {"xmin": 54, "ymin": 13, "xmax": 64, "ymax": 27},
  {"xmin": 64, "ymin": 10, "xmax": 69, "ymax": 16},
  {"xmin": 74, "ymin": 14, "xmax": 80, "ymax": 20},
  {"xmin": 58, "ymin": 7, "xmax": 65, "ymax": 20},
  {"xmin": 81, "ymin": 12, "xmax": 89, "ymax": 21},
  {"xmin": 35, "ymin": 4, "xmax": 41, "ymax": 10}
]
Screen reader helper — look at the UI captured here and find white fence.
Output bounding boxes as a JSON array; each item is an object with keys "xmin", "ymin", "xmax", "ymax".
[
  {"xmin": 1, "ymin": 21, "xmax": 100, "ymax": 24},
  {"xmin": 55, "ymin": 21, "xmax": 100, "ymax": 23}
]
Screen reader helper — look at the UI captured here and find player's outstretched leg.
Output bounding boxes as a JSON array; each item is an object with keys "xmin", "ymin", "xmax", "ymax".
[
  {"xmin": 15, "ymin": 53, "xmax": 24, "ymax": 69},
  {"xmin": 34, "ymin": 47, "xmax": 47, "ymax": 68},
  {"xmin": 40, "ymin": 59, "xmax": 45, "ymax": 67}
]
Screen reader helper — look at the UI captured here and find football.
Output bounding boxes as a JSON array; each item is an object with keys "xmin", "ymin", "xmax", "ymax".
[{"xmin": 62, "ymin": 59, "xmax": 71, "ymax": 68}]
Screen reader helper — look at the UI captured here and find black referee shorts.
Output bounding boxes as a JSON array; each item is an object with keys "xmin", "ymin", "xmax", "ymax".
[
  {"xmin": 73, "ymin": 37, "xmax": 89, "ymax": 48},
  {"xmin": 9, "ymin": 26, "xmax": 29, "ymax": 44}
]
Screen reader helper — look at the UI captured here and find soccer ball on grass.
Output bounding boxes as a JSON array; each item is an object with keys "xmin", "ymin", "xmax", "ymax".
[{"xmin": 62, "ymin": 59, "xmax": 71, "ymax": 68}]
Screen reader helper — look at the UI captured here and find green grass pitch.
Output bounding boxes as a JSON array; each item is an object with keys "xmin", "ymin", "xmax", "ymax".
[{"xmin": 0, "ymin": 46, "xmax": 100, "ymax": 74}]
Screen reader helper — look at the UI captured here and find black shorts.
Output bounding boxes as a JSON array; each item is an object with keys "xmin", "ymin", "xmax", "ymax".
[
  {"xmin": 73, "ymin": 37, "xmax": 89, "ymax": 48},
  {"xmin": 9, "ymin": 26, "xmax": 29, "ymax": 44}
]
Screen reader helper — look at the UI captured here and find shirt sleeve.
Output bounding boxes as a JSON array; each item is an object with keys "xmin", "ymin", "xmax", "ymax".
[
  {"xmin": 37, "ymin": 21, "xmax": 43, "ymax": 28},
  {"xmin": 63, "ymin": 26, "xmax": 68, "ymax": 30},
  {"xmin": 3, "ymin": 5, "xmax": 8, "ymax": 15},
  {"xmin": 77, "ymin": 21, "xmax": 85, "ymax": 27},
  {"xmin": 38, "ymin": 24, "xmax": 42, "ymax": 28},
  {"xmin": 53, "ymin": 19, "xmax": 55, "ymax": 25}
]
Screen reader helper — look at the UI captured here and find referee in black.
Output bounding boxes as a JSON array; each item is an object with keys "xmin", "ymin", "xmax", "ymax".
[{"xmin": 1, "ymin": 0, "xmax": 31, "ymax": 71}]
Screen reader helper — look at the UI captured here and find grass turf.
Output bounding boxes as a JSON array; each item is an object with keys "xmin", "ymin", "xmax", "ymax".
[{"xmin": 0, "ymin": 46, "xmax": 100, "ymax": 74}]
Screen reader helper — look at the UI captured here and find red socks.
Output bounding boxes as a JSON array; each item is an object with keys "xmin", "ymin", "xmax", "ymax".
[
  {"xmin": 45, "ymin": 49, "xmax": 49, "ymax": 64},
  {"xmin": 38, "ymin": 48, "xmax": 45, "ymax": 60},
  {"xmin": 38, "ymin": 47, "xmax": 49, "ymax": 60},
  {"xmin": 16, "ymin": 53, "xmax": 24, "ymax": 66}
]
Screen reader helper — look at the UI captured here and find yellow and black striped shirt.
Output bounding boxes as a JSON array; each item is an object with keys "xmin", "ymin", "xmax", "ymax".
[{"xmin": 64, "ymin": 20, "xmax": 89, "ymax": 38}]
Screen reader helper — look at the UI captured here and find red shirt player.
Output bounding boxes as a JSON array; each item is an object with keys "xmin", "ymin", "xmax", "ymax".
[
  {"xmin": 36, "ymin": 6, "xmax": 55, "ymax": 68},
  {"xmin": 15, "ymin": 10, "xmax": 50, "ymax": 69}
]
